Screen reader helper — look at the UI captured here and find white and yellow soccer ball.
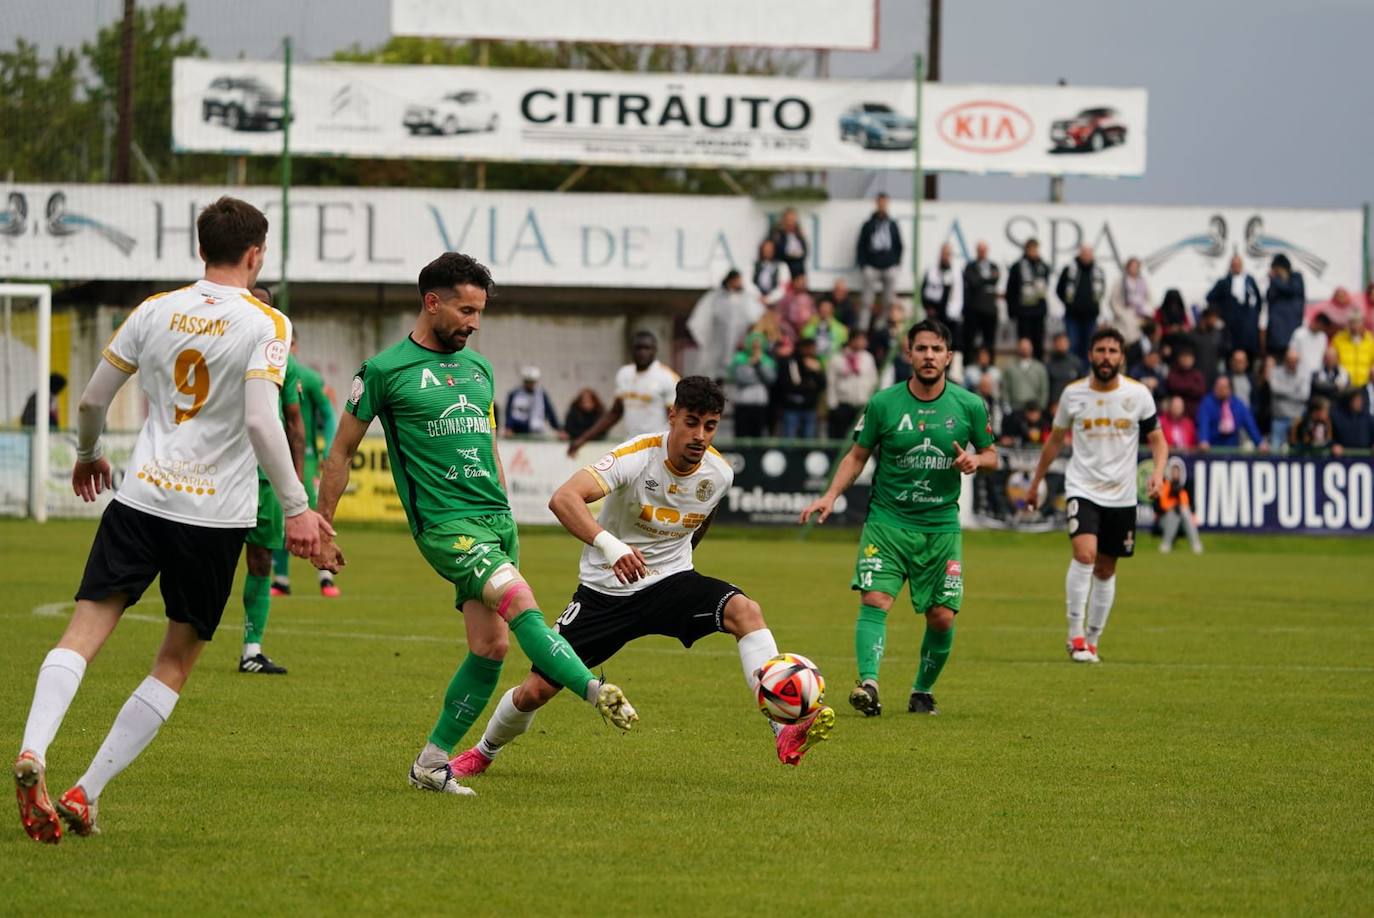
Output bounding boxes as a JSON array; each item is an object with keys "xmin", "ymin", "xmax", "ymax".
[{"xmin": 755, "ymin": 653, "xmax": 825, "ymax": 724}]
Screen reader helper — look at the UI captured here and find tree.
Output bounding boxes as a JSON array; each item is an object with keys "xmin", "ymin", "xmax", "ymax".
[{"xmin": 0, "ymin": 40, "xmax": 96, "ymax": 182}]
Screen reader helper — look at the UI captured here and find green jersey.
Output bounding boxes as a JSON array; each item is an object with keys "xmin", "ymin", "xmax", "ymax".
[
  {"xmin": 258, "ymin": 355, "xmax": 302, "ymax": 483},
  {"xmin": 347, "ymin": 336, "xmax": 507, "ymax": 536},
  {"xmin": 854, "ymin": 380, "xmax": 994, "ymax": 532},
  {"xmin": 296, "ymin": 361, "xmax": 336, "ymax": 459}
]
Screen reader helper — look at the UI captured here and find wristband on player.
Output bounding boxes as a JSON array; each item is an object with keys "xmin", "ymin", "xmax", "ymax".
[
  {"xmin": 592, "ymin": 530, "xmax": 633, "ymax": 565},
  {"xmin": 76, "ymin": 442, "xmax": 103, "ymax": 463}
]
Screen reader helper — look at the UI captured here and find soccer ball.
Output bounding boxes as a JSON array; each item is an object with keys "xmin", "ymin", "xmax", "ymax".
[{"xmin": 755, "ymin": 653, "xmax": 825, "ymax": 724}]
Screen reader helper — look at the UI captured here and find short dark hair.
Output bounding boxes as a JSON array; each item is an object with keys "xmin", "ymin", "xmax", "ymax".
[
  {"xmin": 907, "ymin": 317, "xmax": 953, "ymax": 349},
  {"xmin": 251, "ymin": 284, "xmax": 273, "ymax": 306},
  {"xmin": 1090, "ymin": 326, "xmax": 1126, "ymax": 350},
  {"xmin": 418, "ymin": 252, "xmax": 495, "ymax": 299},
  {"xmin": 1024, "ymin": 237, "xmax": 1040, "ymax": 248},
  {"xmin": 722, "ymin": 269, "xmax": 741, "ymax": 287},
  {"xmin": 675, "ymin": 376, "xmax": 726, "ymax": 416},
  {"xmin": 633, "ymin": 330, "xmax": 658, "ymax": 346},
  {"xmin": 197, "ymin": 196, "xmax": 268, "ymax": 267}
]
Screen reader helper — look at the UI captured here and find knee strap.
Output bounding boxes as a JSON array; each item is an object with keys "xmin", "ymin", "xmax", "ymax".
[{"xmin": 495, "ymin": 581, "xmax": 527, "ymax": 622}]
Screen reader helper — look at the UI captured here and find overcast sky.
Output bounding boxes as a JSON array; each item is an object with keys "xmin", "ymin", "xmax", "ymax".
[{"xmin": 4, "ymin": 0, "xmax": 1372, "ymax": 212}]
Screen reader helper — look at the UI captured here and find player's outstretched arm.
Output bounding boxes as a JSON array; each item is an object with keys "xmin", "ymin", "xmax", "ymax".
[
  {"xmin": 1025, "ymin": 427, "xmax": 1069, "ymax": 512},
  {"xmin": 567, "ymin": 397, "xmax": 623, "ymax": 457},
  {"xmin": 1145, "ymin": 428, "xmax": 1169, "ymax": 499},
  {"xmin": 312, "ymin": 411, "xmax": 371, "ymax": 571},
  {"xmin": 71, "ymin": 358, "xmax": 132, "ymax": 501},
  {"xmin": 549, "ymin": 469, "xmax": 648, "ymax": 584},
  {"xmin": 799, "ymin": 443, "xmax": 873, "ymax": 524},
  {"xmin": 246, "ymin": 377, "xmax": 331, "ymax": 559}
]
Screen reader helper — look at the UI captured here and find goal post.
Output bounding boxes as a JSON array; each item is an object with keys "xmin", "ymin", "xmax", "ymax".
[{"xmin": 1, "ymin": 284, "xmax": 53, "ymax": 522}]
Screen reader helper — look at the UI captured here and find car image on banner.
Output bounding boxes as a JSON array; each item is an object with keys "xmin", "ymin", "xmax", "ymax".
[
  {"xmin": 839, "ymin": 102, "xmax": 916, "ymax": 151},
  {"xmin": 201, "ymin": 75, "xmax": 288, "ymax": 132},
  {"xmin": 1050, "ymin": 107, "xmax": 1128, "ymax": 153},
  {"xmin": 403, "ymin": 90, "xmax": 499, "ymax": 135}
]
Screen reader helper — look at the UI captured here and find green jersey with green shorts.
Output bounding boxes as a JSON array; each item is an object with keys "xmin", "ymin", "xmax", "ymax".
[
  {"xmin": 247, "ymin": 355, "xmax": 303, "ymax": 549},
  {"xmin": 850, "ymin": 380, "xmax": 993, "ymax": 613},
  {"xmin": 346, "ymin": 336, "xmax": 513, "ymax": 607}
]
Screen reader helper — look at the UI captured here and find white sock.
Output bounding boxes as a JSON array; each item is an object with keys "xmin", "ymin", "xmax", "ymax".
[
  {"xmin": 583, "ymin": 678, "xmax": 602, "ymax": 705},
  {"xmin": 317, "ymin": 569, "xmax": 333, "ymax": 584},
  {"xmin": 242, "ymin": 642, "xmax": 262, "ymax": 659},
  {"xmin": 76, "ymin": 676, "xmax": 178, "ymax": 801},
  {"xmin": 1085, "ymin": 575, "xmax": 1117, "ymax": 647},
  {"xmin": 416, "ymin": 741, "xmax": 448, "ymax": 768},
  {"xmin": 20, "ymin": 648, "xmax": 88, "ymax": 763},
  {"xmin": 1066, "ymin": 560, "xmax": 1094, "ymax": 642},
  {"xmin": 476, "ymin": 688, "xmax": 538, "ymax": 759},
  {"xmin": 736, "ymin": 628, "xmax": 783, "ymax": 737}
]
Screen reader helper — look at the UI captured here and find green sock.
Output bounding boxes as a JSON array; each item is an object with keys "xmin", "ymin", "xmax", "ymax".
[
  {"xmin": 272, "ymin": 548, "xmax": 290, "ymax": 581},
  {"xmin": 509, "ymin": 608, "xmax": 596, "ymax": 700},
  {"xmin": 913, "ymin": 624, "xmax": 956, "ymax": 693},
  {"xmin": 855, "ymin": 604, "xmax": 888, "ymax": 683},
  {"xmin": 243, "ymin": 574, "xmax": 272, "ymax": 645},
  {"xmin": 427, "ymin": 652, "xmax": 503, "ymax": 752}
]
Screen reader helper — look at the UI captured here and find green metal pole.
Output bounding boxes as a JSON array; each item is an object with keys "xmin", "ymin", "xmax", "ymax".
[
  {"xmin": 913, "ymin": 54, "xmax": 924, "ymax": 318},
  {"xmin": 279, "ymin": 36, "xmax": 292, "ymax": 314}
]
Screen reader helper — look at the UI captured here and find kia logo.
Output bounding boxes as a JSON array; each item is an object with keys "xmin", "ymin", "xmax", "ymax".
[{"xmin": 937, "ymin": 101, "xmax": 1033, "ymax": 154}]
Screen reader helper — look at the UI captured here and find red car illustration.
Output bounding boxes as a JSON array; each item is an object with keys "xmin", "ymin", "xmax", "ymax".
[{"xmin": 1050, "ymin": 107, "xmax": 1127, "ymax": 152}]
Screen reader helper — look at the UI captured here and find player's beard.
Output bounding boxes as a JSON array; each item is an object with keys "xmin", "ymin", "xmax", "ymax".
[
  {"xmin": 433, "ymin": 323, "xmax": 472, "ymax": 351},
  {"xmin": 1092, "ymin": 359, "xmax": 1121, "ymax": 382}
]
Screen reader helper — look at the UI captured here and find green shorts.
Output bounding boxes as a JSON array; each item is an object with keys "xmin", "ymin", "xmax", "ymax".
[
  {"xmin": 850, "ymin": 519, "xmax": 963, "ymax": 614},
  {"xmin": 414, "ymin": 513, "xmax": 521, "ymax": 609},
  {"xmin": 303, "ymin": 454, "xmax": 319, "ymax": 509},
  {"xmin": 246, "ymin": 477, "xmax": 284, "ymax": 549}
]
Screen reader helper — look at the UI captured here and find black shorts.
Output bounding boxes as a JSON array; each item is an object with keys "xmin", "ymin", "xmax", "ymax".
[
  {"xmin": 532, "ymin": 570, "xmax": 743, "ymax": 687},
  {"xmin": 1065, "ymin": 496, "xmax": 1137, "ymax": 558},
  {"xmin": 75, "ymin": 499, "xmax": 249, "ymax": 641}
]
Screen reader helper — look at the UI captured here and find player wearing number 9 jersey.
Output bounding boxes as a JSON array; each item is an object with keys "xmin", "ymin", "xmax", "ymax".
[{"xmin": 13, "ymin": 197, "xmax": 331, "ymax": 844}]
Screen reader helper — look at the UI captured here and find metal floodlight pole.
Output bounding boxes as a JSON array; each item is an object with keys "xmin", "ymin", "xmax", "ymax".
[
  {"xmin": 913, "ymin": 54, "xmax": 925, "ymax": 307},
  {"xmin": 280, "ymin": 36, "xmax": 293, "ymax": 314}
]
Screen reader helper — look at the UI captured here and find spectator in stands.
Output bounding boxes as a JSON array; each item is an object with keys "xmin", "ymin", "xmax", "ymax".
[
  {"xmin": 1267, "ymin": 348, "xmax": 1310, "ymax": 451},
  {"xmin": 1331, "ymin": 389, "xmax": 1373, "ymax": 455},
  {"xmin": 1155, "ymin": 458, "xmax": 1203, "ymax": 555},
  {"xmin": 1046, "ymin": 331, "xmax": 1083, "ymax": 409},
  {"xmin": 856, "ymin": 192, "xmax": 903, "ymax": 332},
  {"xmin": 1005, "ymin": 238, "xmax": 1051, "ymax": 359},
  {"xmin": 825, "ymin": 330, "xmax": 877, "ymax": 439},
  {"xmin": 1264, "ymin": 254, "xmax": 1306, "ymax": 360},
  {"xmin": 922, "ymin": 243, "xmax": 964, "ymax": 357},
  {"xmin": 999, "ymin": 402, "xmax": 1050, "ymax": 448},
  {"xmin": 730, "ymin": 332, "xmax": 777, "ymax": 438},
  {"xmin": 1130, "ymin": 348, "xmax": 1169, "ymax": 403},
  {"xmin": 1206, "ymin": 255, "xmax": 1263, "ymax": 360},
  {"xmin": 752, "ymin": 238, "xmax": 790, "ymax": 307},
  {"xmin": 20, "ymin": 373, "xmax": 66, "ymax": 427},
  {"xmin": 1292, "ymin": 396, "xmax": 1334, "ymax": 454},
  {"xmin": 563, "ymin": 388, "xmax": 605, "ymax": 444},
  {"xmin": 1189, "ymin": 307, "xmax": 1227, "ymax": 386},
  {"xmin": 1333, "ymin": 311, "xmax": 1374, "ymax": 389},
  {"xmin": 1166, "ymin": 349, "xmax": 1208, "ymax": 419},
  {"xmin": 1290, "ymin": 310, "xmax": 1334, "ymax": 381},
  {"xmin": 1156, "ymin": 287, "xmax": 1192, "ymax": 336},
  {"xmin": 768, "ymin": 207, "xmax": 808, "ymax": 279},
  {"xmin": 1196, "ymin": 375, "xmax": 1266, "ymax": 451},
  {"xmin": 800, "ymin": 296, "xmax": 848, "ymax": 367},
  {"xmin": 1323, "ymin": 286, "xmax": 1361, "ymax": 329},
  {"xmin": 1056, "ymin": 243, "xmax": 1106, "ymax": 365},
  {"xmin": 749, "ymin": 308, "xmax": 784, "ymax": 350},
  {"xmin": 962, "ymin": 240, "xmax": 1001, "ymax": 363},
  {"xmin": 1159, "ymin": 395, "xmax": 1198, "ymax": 450},
  {"xmin": 963, "ymin": 346, "xmax": 1002, "ymax": 403},
  {"xmin": 776, "ymin": 272, "xmax": 816, "ymax": 346},
  {"xmin": 874, "ymin": 302, "xmax": 913, "ymax": 389},
  {"xmin": 567, "ymin": 330, "xmax": 678, "ymax": 455},
  {"xmin": 686, "ymin": 269, "xmax": 763, "ymax": 384},
  {"xmin": 1109, "ymin": 256, "xmax": 1152, "ymax": 362},
  {"xmin": 774, "ymin": 335, "xmax": 825, "ymax": 439},
  {"xmin": 1226, "ymin": 349, "xmax": 1255, "ymax": 408},
  {"xmin": 1310, "ymin": 346, "xmax": 1352, "ymax": 402},
  {"xmin": 1002, "ymin": 337, "xmax": 1049, "ymax": 411},
  {"xmin": 503, "ymin": 366, "xmax": 562, "ymax": 438},
  {"xmin": 824, "ymin": 277, "xmax": 856, "ymax": 329}
]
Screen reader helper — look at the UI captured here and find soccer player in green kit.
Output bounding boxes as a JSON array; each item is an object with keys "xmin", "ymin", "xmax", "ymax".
[
  {"xmin": 800, "ymin": 319, "xmax": 997, "ymax": 716},
  {"xmin": 271, "ymin": 334, "xmax": 340, "ymax": 598},
  {"xmin": 313, "ymin": 252, "xmax": 638, "ymax": 796}
]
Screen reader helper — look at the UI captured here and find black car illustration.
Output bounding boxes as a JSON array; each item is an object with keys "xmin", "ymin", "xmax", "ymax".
[
  {"xmin": 202, "ymin": 76, "xmax": 289, "ymax": 131},
  {"xmin": 1050, "ymin": 107, "xmax": 1127, "ymax": 152}
]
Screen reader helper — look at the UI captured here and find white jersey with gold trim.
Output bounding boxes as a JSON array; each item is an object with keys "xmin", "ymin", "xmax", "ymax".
[
  {"xmin": 580, "ymin": 431, "xmax": 732, "ymax": 595},
  {"xmin": 1053, "ymin": 376, "xmax": 1158, "ymax": 508},
  {"xmin": 104, "ymin": 279, "xmax": 291, "ymax": 528},
  {"xmin": 614, "ymin": 361, "xmax": 678, "ymax": 436}
]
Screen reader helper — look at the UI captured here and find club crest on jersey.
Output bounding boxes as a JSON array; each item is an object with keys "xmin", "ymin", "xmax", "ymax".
[
  {"xmin": 349, "ymin": 376, "xmax": 364, "ymax": 405},
  {"xmin": 593, "ymin": 454, "xmax": 615, "ymax": 472},
  {"xmin": 945, "ymin": 417, "xmax": 956, "ymax": 431},
  {"xmin": 446, "ymin": 374, "xmax": 456, "ymax": 386},
  {"xmin": 264, "ymin": 339, "xmax": 287, "ymax": 368},
  {"xmin": 696, "ymin": 479, "xmax": 714, "ymax": 502},
  {"xmin": 1123, "ymin": 398, "xmax": 1136, "ymax": 412},
  {"xmin": 452, "ymin": 535, "xmax": 476, "ymax": 553}
]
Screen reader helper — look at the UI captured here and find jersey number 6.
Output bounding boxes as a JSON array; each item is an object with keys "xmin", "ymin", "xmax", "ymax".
[{"xmin": 173, "ymin": 348, "xmax": 210, "ymax": 424}]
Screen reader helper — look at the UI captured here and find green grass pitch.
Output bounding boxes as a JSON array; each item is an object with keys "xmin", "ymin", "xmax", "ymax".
[{"xmin": 2, "ymin": 518, "xmax": 1372, "ymax": 915}]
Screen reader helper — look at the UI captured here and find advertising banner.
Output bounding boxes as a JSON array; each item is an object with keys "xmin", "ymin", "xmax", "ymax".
[
  {"xmin": 711, "ymin": 443, "xmax": 871, "ymax": 526},
  {"xmin": 2, "ymin": 183, "xmax": 1359, "ymax": 303},
  {"xmin": 1187, "ymin": 454, "xmax": 1373, "ymax": 534},
  {"xmin": 390, "ymin": 0, "xmax": 878, "ymax": 51},
  {"xmin": 171, "ymin": 58, "xmax": 1146, "ymax": 177}
]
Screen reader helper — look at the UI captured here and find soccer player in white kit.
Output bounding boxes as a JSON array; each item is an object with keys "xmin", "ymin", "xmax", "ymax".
[
  {"xmin": 566, "ymin": 330, "xmax": 678, "ymax": 454},
  {"xmin": 1027, "ymin": 327, "xmax": 1168, "ymax": 663},
  {"xmin": 451, "ymin": 377, "xmax": 835, "ymax": 775},
  {"xmin": 12, "ymin": 197, "xmax": 331, "ymax": 842}
]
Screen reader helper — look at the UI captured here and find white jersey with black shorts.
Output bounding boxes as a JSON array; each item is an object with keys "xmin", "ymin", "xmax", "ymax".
[
  {"xmin": 76, "ymin": 280, "xmax": 291, "ymax": 640},
  {"xmin": 533, "ymin": 432, "xmax": 738, "ymax": 686},
  {"xmin": 1052, "ymin": 376, "xmax": 1158, "ymax": 557}
]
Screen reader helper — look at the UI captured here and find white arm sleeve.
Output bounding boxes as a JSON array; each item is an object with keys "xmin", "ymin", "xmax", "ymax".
[
  {"xmin": 245, "ymin": 377, "xmax": 310, "ymax": 518},
  {"xmin": 76, "ymin": 359, "xmax": 134, "ymax": 462}
]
